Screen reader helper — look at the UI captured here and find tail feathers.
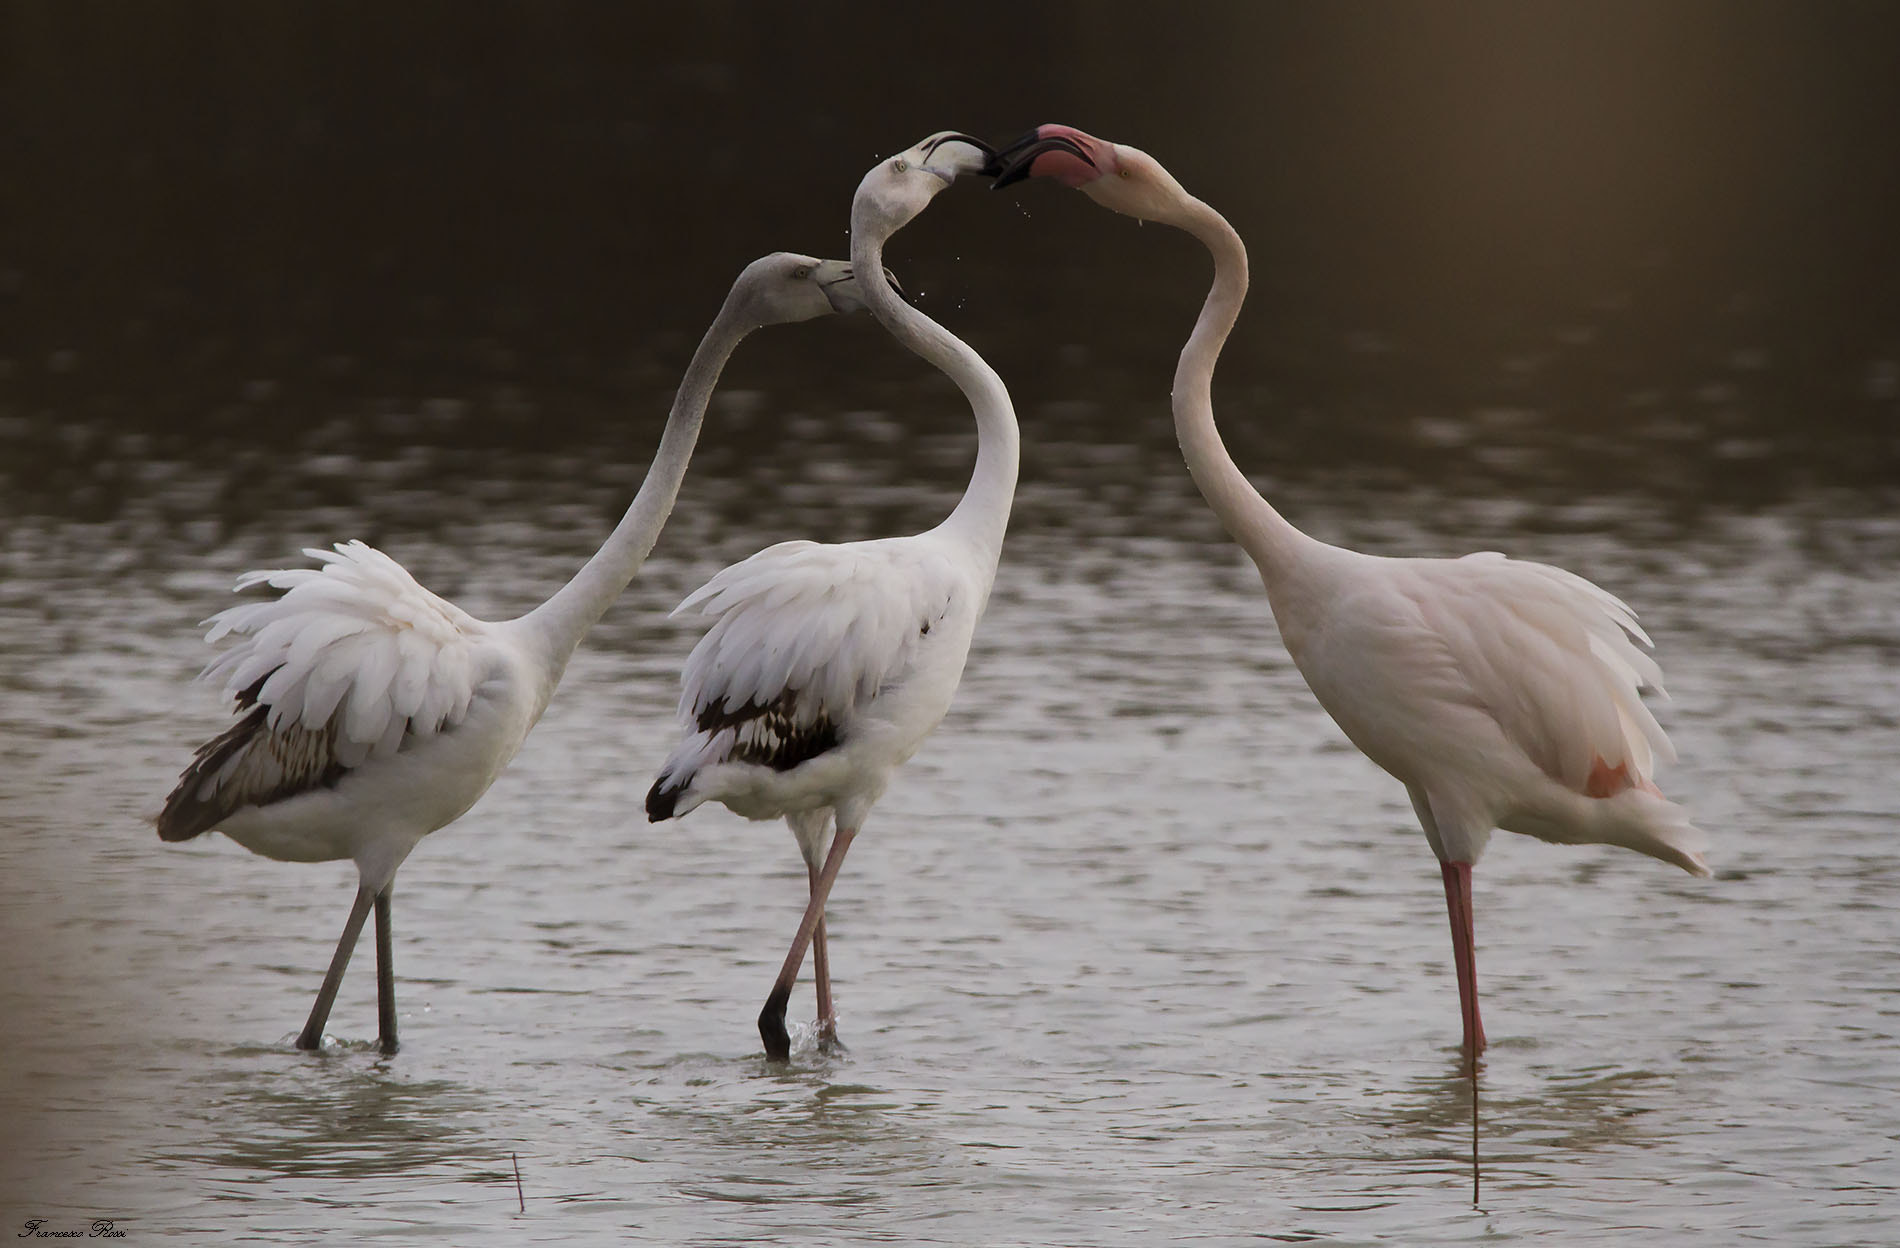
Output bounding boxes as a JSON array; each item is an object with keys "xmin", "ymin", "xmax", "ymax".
[
  {"xmin": 646, "ymin": 731, "xmax": 733, "ymax": 823},
  {"xmin": 645, "ymin": 751, "xmax": 700, "ymax": 822},
  {"xmin": 1504, "ymin": 787, "xmax": 1712, "ymax": 877},
  {"xmin": 644, "ymin": 773, "xmax": 710, "ymax": 822},
  {"xmin": 1595, "ymin": 789, "xmax": 1712, "ymax": 878},
  {"xmin": 155, "ymin": 704, "xmax": 268, "ymax": 842},
  {"xmin": 645, "ymin": 776, "xmax": 683, "ymax": 822}
]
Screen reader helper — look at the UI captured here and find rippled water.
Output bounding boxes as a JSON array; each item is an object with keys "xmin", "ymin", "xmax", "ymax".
[
  {"xmin": 3, "ymin": 309, "xmax": 1896, "ymax": 1243},
  {"xmin": 7, "ymin": 8, "xmax": 1900, "ymax": 1242}
]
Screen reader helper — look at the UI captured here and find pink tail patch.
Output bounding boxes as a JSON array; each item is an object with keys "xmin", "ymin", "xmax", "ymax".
[{"xmin": 1584, "ymin": 755, "xmax": 1663, "ymax": 799}]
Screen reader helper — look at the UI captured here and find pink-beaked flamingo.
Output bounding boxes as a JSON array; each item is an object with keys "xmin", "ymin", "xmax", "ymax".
[{"xmin": 994, "ymin": 125, "xmax": 1711, "ymax": 1062}]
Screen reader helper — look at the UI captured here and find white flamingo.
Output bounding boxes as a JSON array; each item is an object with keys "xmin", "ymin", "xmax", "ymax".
[
  {"xmin": 645, "ymin": 132, "xmax": 1011, "ymax": 1061},
  {"xmin": 155, "ymin": 253, "xmax": 872, "ymax": 1054},
  {"xmin": 995, "ymin": 126, "xmax": 1710, "ymax": 1059}
]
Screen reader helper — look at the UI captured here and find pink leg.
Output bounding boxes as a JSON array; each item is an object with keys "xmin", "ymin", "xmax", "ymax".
[
  {"xmin": 808, "ymin": 859, "xmax": 837, "ymax": 1047},
  {"xmin": 759, "ymin": 827, "xmax": 857, "ymax": 1060},
  {"xmin": 1440, "ymin": 860, "xmax": 1487, "ymax": 1059}
]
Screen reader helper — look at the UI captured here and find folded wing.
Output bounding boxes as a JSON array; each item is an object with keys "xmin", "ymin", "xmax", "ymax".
[
  {"xmin": 156, "ymin": 540, "xmax": 487, "ymax": 840},
  {"xmin": 1411, "ymin": 551, "xmax": 1674, "ymax": 797},
  {"xmin": 646, "ymin": 538, "xmax": 955, "ymax": 815}
]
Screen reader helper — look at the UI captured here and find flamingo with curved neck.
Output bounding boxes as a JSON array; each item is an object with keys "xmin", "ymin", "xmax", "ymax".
[
  {"xmin": 645, "ymin": 132, "xmax": 1020, "ymax": 1060},
  {"xmin": 157, "ymin": 252, "xmax": 870, "ymax": 1054},
  {"xmin": 996, "ymin": 125, "xmax": 1710, "ymax": 1061}
]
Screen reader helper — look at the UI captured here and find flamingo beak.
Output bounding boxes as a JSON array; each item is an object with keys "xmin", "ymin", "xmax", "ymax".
[
  {"xmin": 818, "ymin": 265, "xmax": 906, "ymax": 314},
  {"xmin": 918, "ymin": 132, "xmax": 1005, "ymax": 181},
  {"xmin": 990, "ymin": 131, "xmax": 1097, "ymax": 189}
]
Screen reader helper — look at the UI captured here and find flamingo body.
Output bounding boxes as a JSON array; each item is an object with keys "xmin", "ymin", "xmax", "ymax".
[
  {"xmin": 1276, "ymin": 546, "xmax": 1704, "ymax": 873},
  {"xmin": 163, "ymin": 541, "xmax": 541, "ymax": 888},
  {"xmin": 648, "ymin": 532, "xmax": 982, "ymax": 827},
  {"xmin": 995, "ymin": 125, "xmax": 1708, "ymax": 1057},
  {"xmin": 157, "ymin": 253, "xmax": 872, "ymax": 1052},
  {"xmin": 645, "ymin": 132, "xmax": 1014, "ymax": 1059}
]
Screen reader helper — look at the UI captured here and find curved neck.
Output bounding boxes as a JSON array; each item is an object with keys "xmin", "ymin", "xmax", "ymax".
[
  {"xmin": 1168, "ymin": 195, "xmax": 1315, "ymax": 576},
  {"xmin": 517, "ymin": 298, "xmax": 751, "ymax": 668},
  {"xmin": 853, "ymin": 225, "xmax": 1018, "ymax": 565}
]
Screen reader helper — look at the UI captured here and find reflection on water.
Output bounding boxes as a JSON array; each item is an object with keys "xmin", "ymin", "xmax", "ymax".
[
  {"xmin": 4, "ymin": 8, "xmax": 1899, "ymax": 1244},
  {"xmin": 166, "ymin": 1057, "xmax": 490, "ymax": 1182},
  {"xmin": 2, "ymin": 384, "xmax": 1895, "ymax": 1240},
  {"xmin": 1372, "ymin": 1059, "xmax": 1677, "ymax": 1191}
]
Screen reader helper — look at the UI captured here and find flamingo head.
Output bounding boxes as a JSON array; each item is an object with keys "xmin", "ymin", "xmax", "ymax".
[
  {"xmin": 735, "ymin": 253, "xmax": 900, "ymax": 326},
  {"xmin": 852, "ymin": 131, "xmax": 1002, "ymax": 237},
  {"xmin": 992, "ymin": 124, "xmax": 1192, "ymax": 226}
]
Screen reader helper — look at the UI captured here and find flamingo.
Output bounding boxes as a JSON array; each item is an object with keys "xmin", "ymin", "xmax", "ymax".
[
  {"xmin": 155, "ymin": 252, "xmax": 873, "ymax": 1054},
  {"xmin": 645, "ymin": 132, "xmax": 1012, "ymax": 1061},
  {"xmin": 993, "ymin": 126, "xmax": 1711, "ymax": 1060}
]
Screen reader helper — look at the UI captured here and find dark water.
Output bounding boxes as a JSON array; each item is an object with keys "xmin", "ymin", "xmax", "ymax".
[{"xmin": 3, "ymin": 6, "xmax": 1898, "ymax": 1244}]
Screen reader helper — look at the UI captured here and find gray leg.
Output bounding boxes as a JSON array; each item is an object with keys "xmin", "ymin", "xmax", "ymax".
[
  {"xmin": 296, "ymin": 884, "xmax": 375, "ymax": 1050},
  {"xmin": 374, "ymin": 886, "xmax": 398, "ymax": 1055}
]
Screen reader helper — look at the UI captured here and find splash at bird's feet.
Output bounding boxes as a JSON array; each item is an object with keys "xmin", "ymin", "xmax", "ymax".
[{"xmin": 815, "ymin": 1020, "xmax": 848, "ymax": 1056}]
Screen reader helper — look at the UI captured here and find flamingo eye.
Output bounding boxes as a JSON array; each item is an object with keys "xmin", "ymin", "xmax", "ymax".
[
  {"xmin": 892, "ymin": 158, "xmax": 908, "ymax": 173},
  {"xmin": 791, "ymin": 266, "xmax": 812, "ymax": 280}
]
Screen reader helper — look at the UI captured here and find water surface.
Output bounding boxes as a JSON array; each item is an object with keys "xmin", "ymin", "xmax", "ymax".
[
  {"xmin": 4, "ymin": 7, "xmax": 1899, "ymax": 1244},
  {"xmin": 3, "ymin": 341, "xmax": 1895, "ymax": 1243}
]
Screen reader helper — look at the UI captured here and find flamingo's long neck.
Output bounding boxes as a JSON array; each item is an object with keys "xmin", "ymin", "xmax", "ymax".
[
  {"xmin": 852, "ymin": 217, "xmax": 1019, "ymax": 571},
  {"xmin": 1166, "ymin": 194, "xmax": 1321, "ymax": 585},
  {"xmin": 517, "ymin": 295, "xmax": 753, "ymax": 675}
]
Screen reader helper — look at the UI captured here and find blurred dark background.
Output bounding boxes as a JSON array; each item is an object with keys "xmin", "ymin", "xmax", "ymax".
[{"xmin": 3, "ymin": 0, "xmax": 1898, "ymax": 520}]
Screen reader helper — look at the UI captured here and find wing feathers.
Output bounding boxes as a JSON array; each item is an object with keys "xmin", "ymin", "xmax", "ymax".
[
  {"xmin": 649, "ymin": 537, "xmax": 958, "ymax": 811},
  {"xmin": 1418, "ymin": 552, "xmax": 1676, "ymax": 794},
  {"xmin": 157, "ymin": 541, "xmax": 487, "ymax": 837},
  {"xmin": 156, "ymin": 683, "xmax": 348, "ymax": 842}
]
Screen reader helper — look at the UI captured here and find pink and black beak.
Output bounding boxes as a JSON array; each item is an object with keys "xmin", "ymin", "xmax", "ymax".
[{"xmin": 991, "ymin": 127, "xmax": 1098, "ymax": 189}]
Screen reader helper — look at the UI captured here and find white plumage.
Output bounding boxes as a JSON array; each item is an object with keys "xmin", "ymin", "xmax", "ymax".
[
  {"xmin": 203, "ymin": 542, "xmax": 482, "ymax": 767},
  {"xmin": 997, "ymin": 124, "xmax": 1708, "ymax": 1061},
  {"xmin": 645, "ymin": 133, "xmax": 1013, "ymax": 1060},
  {"xmin": 161, "ymin": 539, "xmax": 522, "ymax": 879},
  {"xmin": 680, "ymin": 539, "xmax": 948, "ymax": 722},
  {"xmin": 1286, "ymin": 548, "xmax": 1700, "ymax": 872},
  {"xmin": 157, "ymin": 252, "xmax": 872, "ymax": 1053},
  {"xmin": 648, "ymin": 535, "xmax": 967, "ymax": 820}
]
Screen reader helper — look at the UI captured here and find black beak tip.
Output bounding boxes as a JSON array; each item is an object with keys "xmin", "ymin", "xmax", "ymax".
[
  {"xmin": 988, "ymin": 134, "xmax": 1095, "ymax": 191},
  {"xmin": 988, "ymin": 127, "xmax": 1045, "ymax": 181},
  {"xmin": 998, "ymin": 127, "xmax": 1043, "ymax": 156},
  {"xmin": 991, "ymin": 162, "xmax": 1033, "ymax": 190},
  {"xmin": 962, "ymin": 132, "xmax": 1008, "ymax": 179}
]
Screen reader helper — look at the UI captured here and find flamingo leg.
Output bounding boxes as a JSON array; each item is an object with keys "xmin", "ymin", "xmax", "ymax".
[
  {"xmin": 1439, "ymin": 860, "xmax": 1486, "ymax": 1059},
  {"xmin": 296, "ymin": 883, "xmax": 376, "ymax": 1050},
  {"xmin": 759, "ymin": 826, "xmax": 857, "ymax": 1061},
  {"xmin": 808, "ymin": 859, "xmax": 838, "ymax": 1049},
  {"xmin": 374, "ymin": 886, "xmax": 398, "ymax": 1055}
]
